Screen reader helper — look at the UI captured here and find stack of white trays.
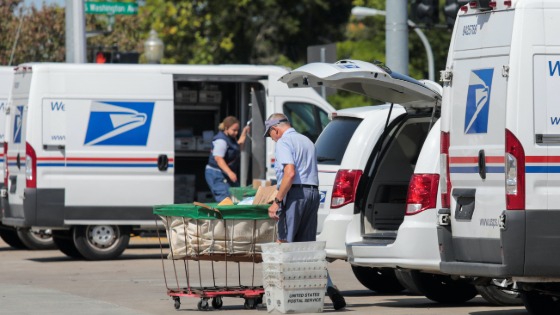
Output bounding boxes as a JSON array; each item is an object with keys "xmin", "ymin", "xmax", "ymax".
[{"xmin": 261, "ymin": 241, "xmax": 328, "ymax": 314}]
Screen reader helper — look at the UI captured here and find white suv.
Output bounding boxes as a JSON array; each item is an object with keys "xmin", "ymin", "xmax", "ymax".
[{"xmin": 281, "ymin": 59, "xmax": 520, "ymax": 305}]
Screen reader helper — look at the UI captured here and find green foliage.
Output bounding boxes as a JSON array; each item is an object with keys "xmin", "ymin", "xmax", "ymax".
[
  {"xmin": 0, "ymin": 0, "xmax": 65, "ymax": 65},
  {"xmin": 0, "ymin": 0, "xmax": 453, "ymax": 113}
]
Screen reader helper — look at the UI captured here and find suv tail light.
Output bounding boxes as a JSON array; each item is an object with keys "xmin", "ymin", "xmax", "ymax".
[
  {"xmin": 406, "ymin": 174, "xmax": 440, "ymax": 215},
  {"xmin": 3, "ymin": 142, "xmax": 7, "ymax": 188},
  {"xmin": 26, "ymin": 142, "xmax": 36, "ymax": 188},
  {"xmin": 331, "ymin": 169, "xmax": 362, "ymax": 209},
  {"xmin": 505, "ymin": 129, "xmax": 525, "ymax": 210},
  {"xmin": 440, "ymin": 131, "xmax": 451, "ymax": 208}
]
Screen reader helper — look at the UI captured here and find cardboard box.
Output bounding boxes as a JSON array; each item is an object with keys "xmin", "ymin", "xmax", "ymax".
[
  {"xmin": 253, "ymin": 179, "xmax": 272, "ymax": 188},
  {"xmin": 253, "ymin": 186, "xmax": 277, "ymax": 205}
]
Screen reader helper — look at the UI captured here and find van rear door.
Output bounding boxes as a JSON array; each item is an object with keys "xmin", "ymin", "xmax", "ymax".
[
  {"xmin": 4, "ymin": 67, "xmax": 32, "ymax": 225},
  {"xmin": 280, "ymin": 59, "xmax": 440, "ymax": 109},
  {"xmin": 443, "ymin": 11, "xmax": 512, "ymax": 266}
]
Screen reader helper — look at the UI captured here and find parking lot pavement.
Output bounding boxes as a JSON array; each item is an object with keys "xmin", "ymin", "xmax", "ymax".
[{"xmin": 0, "ymin": 237, "xmax": 528, "ymax": 315}]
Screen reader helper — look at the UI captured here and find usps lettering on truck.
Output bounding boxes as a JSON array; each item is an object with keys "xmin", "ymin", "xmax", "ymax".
[
  {"xmin": 536, "ymin": 57, "xmax": 560, "ymax": 130},
  {"xmin": 13, "ymin": 105, "xmax": 24, "ymax": 144},
  {"xmin": 84, "ymin": 101, "xmax": 154, "ymax": 146},
  {"xmin": 464, "ymin": 68, "xmax": 494, "ymax": 134}
]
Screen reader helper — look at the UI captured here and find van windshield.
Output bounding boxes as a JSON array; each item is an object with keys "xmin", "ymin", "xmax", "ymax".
[{"xmin": 315, "ymin": 117, "xmax": 362, "ymax": 165}]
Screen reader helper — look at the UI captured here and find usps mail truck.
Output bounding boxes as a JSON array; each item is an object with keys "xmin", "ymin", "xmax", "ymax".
[
  {"xmin": 438, "ymin": 1, "xmax": 560, "ymax": 313},
  {"xmin": 1, "ymin": 63, "xmax": 333, "ymax": 260}
]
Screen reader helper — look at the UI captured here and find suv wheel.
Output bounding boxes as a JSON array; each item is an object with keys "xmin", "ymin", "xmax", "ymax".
[{"xmin": 351, "ymin": 266, "xmax": 404, "ymax": 294}]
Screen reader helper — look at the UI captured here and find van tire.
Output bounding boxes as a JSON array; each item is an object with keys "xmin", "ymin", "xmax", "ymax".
[
  {"xmin": 52, "ymin": 230, "xmax": 84, "ymax": 258},
  {"xmin": 521, "ymin": 291, "xmax": 560, "ymax": 315},
  {"xmin": 16, "ymin": 228, "xmax": 56, "ymax": 250},
  {"xmin": 476, "ymin": 283, "xmax": 522, "ymax": 306},
  {"xmin": 398, "ymin": 270, "xmax": 477, "ymax": 304},
  {"xmin": 73, "ymin": 225, "xmax": 130, "ymax": 260},
  {"xmin": 0, "ymin": 225, "xmax": 27, "ymax": 249},
  {"xmin": 394, "ymin": 269, "xmax": 423, "ymax": 295},
  {"xmin": 351, "ymin": 266, "xmax": 405, "ymax": 294}
]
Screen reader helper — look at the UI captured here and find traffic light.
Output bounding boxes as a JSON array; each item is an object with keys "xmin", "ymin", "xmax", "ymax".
[
  {"xmin": 92, "ymin": 48, "xmax": 139, "ymax": 64},
  {"xmin": 95, "ymin": 51, "xmax": 112, "ymax": 64},
  {"xmin": 410, "ymin": 0, "xmax": 439, "ymax": 26},
  {"xmin": 443, "ymin": 0, "xmax": 469, "ymax": 29}
]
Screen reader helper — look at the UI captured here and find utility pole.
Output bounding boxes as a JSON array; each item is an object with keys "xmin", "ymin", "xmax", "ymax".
[
  {"xmin": 65, "ymin": 0, "xmax": 87, "ymax": 63},
  {"xmin": 385, "ymin": 0, "xmax": 409, "ymax": 75}
]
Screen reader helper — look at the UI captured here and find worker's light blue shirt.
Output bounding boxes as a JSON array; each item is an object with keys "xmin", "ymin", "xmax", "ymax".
[{"xmin": 274, "ymin": 128, "xmax": 319, "ymax": 189}]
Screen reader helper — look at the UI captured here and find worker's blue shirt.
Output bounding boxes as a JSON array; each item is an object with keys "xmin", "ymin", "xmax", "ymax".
[{"xmin": 274, "ymin": 128, "xmax": 319, "ymax": 189}]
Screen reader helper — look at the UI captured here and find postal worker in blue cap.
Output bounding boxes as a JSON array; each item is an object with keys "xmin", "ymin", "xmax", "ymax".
[{"xmin": 264, "ymin": 113, "xmax": 346, "ymax": 310}]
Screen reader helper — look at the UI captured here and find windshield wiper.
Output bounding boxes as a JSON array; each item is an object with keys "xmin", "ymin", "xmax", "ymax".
[{"xmin": 317, "ymin": 156, "xmax": 336, "ymax": 162}]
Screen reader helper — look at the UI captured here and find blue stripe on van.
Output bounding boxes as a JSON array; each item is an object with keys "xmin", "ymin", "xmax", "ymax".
[
  {"xmin": 526, "ymin": 166, "xmax": 560, "ymax": 173},
  {"xmin": 450, "ymin": 166, "xmax": 504, "ymax": 173}
]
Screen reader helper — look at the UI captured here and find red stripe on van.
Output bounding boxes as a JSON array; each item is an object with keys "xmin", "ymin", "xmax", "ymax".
[{"xmin": 449, "ymin": 156, "xmax": 504, "ymax": 164}]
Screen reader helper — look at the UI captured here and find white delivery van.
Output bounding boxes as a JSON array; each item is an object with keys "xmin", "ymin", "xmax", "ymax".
[
  {"xmin": 282, "ymin": 59, "xmax": 520, "ymax": 305},
  {"xmin": 1, "ymin": 63, "xmax": 333, "ymax": 260},
  {"xmin": 438, "ymin": 1, "xmax": 560, "ymax": 313}
]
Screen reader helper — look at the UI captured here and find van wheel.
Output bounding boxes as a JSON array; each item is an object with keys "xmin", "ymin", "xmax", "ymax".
[
  {"xmin": 397, "ymin": 270, "xmax": 477, "ymax": 304},
  {"xmin": 521, "ymin": 291, "xmax": 560, "ymax": 315},
  {"xmin": 351, "ymin": 266, "xmax": 405, "ymax": 294},
  {"xmin": 394, "ymin": 269, "xmax": 423, "ymax": 295},
  {"xmin": 476, "ymin": 280, "xmax": 522, "ymax": 306},
  {"xmin": 52, "ymin": 230, "xmax": 84, "ymax": 258},
  {"xmin": 73, "ymin": 225, "xmax": 130, "ymax": 260},
  {"xmin": 16, "ymin": 228, "xmax": 56, "ymax": 250},
  {"xmin": 0, "ymin": 225, "xmax": 27, "ymax": 249}
]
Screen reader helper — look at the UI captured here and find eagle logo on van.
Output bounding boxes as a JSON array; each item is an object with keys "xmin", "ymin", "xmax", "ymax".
[
  {"xmin": 84, "ymin": 101, "xmax": 154, "ymax": 146},
  {"xmin": 13, "ymin": 105, "xmax": 24, "ymax": 144},
  {"xmin": 464, "ymin": 68, "xmax": 494, "ymax": 134}
]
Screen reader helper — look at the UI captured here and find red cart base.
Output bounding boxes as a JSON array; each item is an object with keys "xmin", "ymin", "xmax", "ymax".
[{"xmin": 168, "ymin": 286, "xmax": 264, "ymax": 311}]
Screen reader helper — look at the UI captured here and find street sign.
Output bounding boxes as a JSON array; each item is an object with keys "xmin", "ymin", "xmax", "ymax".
[{"xmin": 85, "ymin": 2, "xmax": 138, "ymax": 15}]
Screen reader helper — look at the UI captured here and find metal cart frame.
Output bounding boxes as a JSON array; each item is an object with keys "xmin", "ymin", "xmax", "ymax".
[{"xmin": 154, "ymin": 203, "xmax": 275, "ymax": 311}]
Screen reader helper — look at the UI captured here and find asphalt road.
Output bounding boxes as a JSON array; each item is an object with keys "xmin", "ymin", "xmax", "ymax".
[{"xmin": 0, "ymin": 237, "xmax": 529, "ymax": 315}]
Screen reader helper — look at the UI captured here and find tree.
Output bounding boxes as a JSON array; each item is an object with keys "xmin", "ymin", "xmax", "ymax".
[
  {"xmin": 137, "ymin": 0, "xmax": 352, "ymax": 65},
  {"xmin": 0, "ymin": 1, "xmax": 65, "ymax": 65}
]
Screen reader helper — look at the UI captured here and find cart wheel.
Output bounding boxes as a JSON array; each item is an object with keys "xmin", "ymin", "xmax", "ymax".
[
  {"xmin": 198, "ymin": 298, "xmax": 210, "ymax": 311},
  {"xmin": 173, "ymin": 296, "xmax": 180, "ymax": 310},
  {"xmin": 244, "ymin": 298, "xmax": 257, "ymax": 309},
  {"xmin": 211, "ymin": 296, "xmax": 223, "ymax": 309},
  {"xmin": 256, "ymin": 296, "xmax": 263, "ymax": 306}
]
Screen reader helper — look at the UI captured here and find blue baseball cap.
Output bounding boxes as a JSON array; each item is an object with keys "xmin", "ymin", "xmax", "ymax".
[{"xmin": 264, "ymin": 118, "xmax": 288, "ymax": 137}]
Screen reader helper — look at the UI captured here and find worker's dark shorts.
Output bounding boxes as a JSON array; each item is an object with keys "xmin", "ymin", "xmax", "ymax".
[{"xmin": 277, "ymin": 185, "xmax": 320, "ymax": 242}]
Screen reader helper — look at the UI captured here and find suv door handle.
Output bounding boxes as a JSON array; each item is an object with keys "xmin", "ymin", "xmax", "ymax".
[
  {"xmin": 478, "ymin": 150, "xmax": 486, "ymax": 180},
  {"xmin": 157, "ymin": 154, "xmax": 169, "ymax": 171}
]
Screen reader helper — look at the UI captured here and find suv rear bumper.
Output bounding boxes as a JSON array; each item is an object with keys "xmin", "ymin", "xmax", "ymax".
[
  {"xmin": 346, "ymin": 209, "xmax": 441, "ymax": 271},
  {"xmin": 439, "ymin": 209, "xmax": 560, "ymax": 278}
]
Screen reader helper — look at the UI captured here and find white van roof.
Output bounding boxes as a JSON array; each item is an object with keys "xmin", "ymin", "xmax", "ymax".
[{"xmin": 279, "ymin": 59, "xmax": 441, "ymax": 108}]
